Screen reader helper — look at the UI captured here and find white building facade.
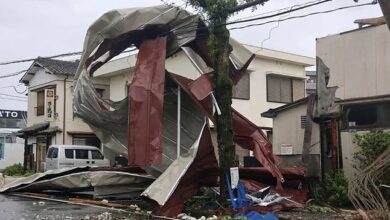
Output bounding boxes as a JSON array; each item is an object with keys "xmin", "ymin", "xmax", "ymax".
[
  {"xmin": 19, "ymin": 58, "xmax": 110, "ymax": 172},
  {"xmin": 93, "ymin": 43, "xmax": 315, "ymax": 163}
]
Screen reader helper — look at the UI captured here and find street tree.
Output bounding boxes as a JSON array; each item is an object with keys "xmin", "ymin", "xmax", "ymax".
[{"xmin": 185, "ymin": 0, "xmax": 268, "ymax": 202}]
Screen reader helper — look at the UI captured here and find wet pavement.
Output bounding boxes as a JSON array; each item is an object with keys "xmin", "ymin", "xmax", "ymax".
[{"xmin": 0, "ymin": 194, "xmax": 132, "ymax": 220}]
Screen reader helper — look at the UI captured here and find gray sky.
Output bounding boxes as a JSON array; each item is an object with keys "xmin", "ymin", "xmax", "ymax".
[{"xmin": 0, "ymin": 0, "xmax": 383, "ymax": 111}]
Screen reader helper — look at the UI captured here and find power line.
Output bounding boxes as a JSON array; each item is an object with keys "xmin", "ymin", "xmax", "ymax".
[
  {"xmin": 0, "ymin": 52, "xmax": 82, "ymax": 66},
  {"xmin": 0, "ymin": 97, "xmax": 27, "ymax": 102},
  {"xmin": 0, "ymin": 84, "xmax": 23, "ymax": 89},
  {"xmin": 0, "ymin": 70, "xmax": 27, "ymax": 79},
  {"xmin": 173, "ymin": 1, "xmax": 376, "ymax": 40},
  {"xmin": 13, "ymin": 86, "xmax": 28, "ymax": 94},
  {"xmin": 226, "ymin": 0, "xmax": 332, "ymax": 26},
  {"xmin": 163, "ymin": 0, "xmax": 333, "ymax": 37},
  {"xmin": 231, "ymin": 0, "xmax": 324, "ymax": 22},
  {"xmin": 0, "ymin": 0, "xmax": 375, "ymax": 69},
  {"xmin": 0, "ymin": 92, "xmax": 27, "ymax": 99},
  {"xmin": 0, "ymin": 47, "xmax": 138, "ymax": 67},
  {"xmin": 228, "ymin": 1, "xmax": 377, "ymax": 31}
]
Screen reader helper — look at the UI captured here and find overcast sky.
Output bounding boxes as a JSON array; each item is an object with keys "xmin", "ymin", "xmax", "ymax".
[{"xmin": 0, "ymin": 0, "xmax": 383, "ymax": 111}]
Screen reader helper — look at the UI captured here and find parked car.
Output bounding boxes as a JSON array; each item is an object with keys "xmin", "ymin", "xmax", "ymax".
[{"xmin": 45, "ymin": 145, "xmax": 110, "ymax": 171}]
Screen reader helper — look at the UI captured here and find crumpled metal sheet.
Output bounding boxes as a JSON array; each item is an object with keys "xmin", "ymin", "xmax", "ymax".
[
  {"xmin": 316, "ymin": 57, "xmax": 339, "ymax": 117},
  {"xmin": 241, "ymin": 178, "xmax": 307, "ymax": 212},
  {"xmin": 73, "ymin": 5, "xmax": 253, "ymax": 166},
  {"xmin": 141, "ymin": 121, "xmax": 206, "ymax": 206},
  {"xmin": 71, "ymin": 4, "xmax": 297, "ymax": 216},
  {"xmin": 0, "ymin": 167, "xmax": 89, "ymax": 193},
  {"xmin": 128, "ymin": 37, "xmax": 167, "ymax": 166},
  {"xmin": 73, "ymin": 5, "xmax": 201, "ymax": 158},
  {"xmin": 144, "ymin": 122, "xmax": 219, "ymax": 216},
  {"xmin": 1, "ymin": 169, "xmax": 155, "ymax": 199},
  {"xmin": 169, "ymin": 73, "xmax": 285, "ymax": 186}
]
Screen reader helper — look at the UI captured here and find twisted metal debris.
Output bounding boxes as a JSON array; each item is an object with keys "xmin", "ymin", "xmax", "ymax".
[{"xmin": 348, "ymin": 147, "xmax": 390, "ymax": 220}]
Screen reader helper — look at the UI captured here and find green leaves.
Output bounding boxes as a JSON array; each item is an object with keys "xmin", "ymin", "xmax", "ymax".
[
  {"xmin": 353, "ymin": 130, "xmax": 390, "ymax": 169},
  {"xmin": 319, "ymin": 170, "xmax": 351, "ymax": 207}
]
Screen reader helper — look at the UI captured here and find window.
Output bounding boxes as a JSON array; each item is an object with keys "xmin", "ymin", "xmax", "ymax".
[
  {"xmin": 232, "ymin": 72, "xmax": 250, "ymax": 100},
  {"xmin": 47, "ymin": 148, "xmax": 53, "ymax": 158},
  {"xmin": 266, "ymin": 75, "xmax": 304, "ymax": 103},
  {"xmin": 267, "ymin": 75, "xmax": 292, "ymax": 103},
  {"xmin": 96, "ymin": 88, "xmax": 105, "ymax": 98},
  {"xmin": 75, "ymin": 149, "xmax": 89, "ymax": 159},
  {"xmin": 301, "ymin": 116, "xmax": 307, "ymax": 129},
  {"xmin": 73, "ymin": 136, "xmax": 101, "ymax": 148},
  {"xmin": 36, "ymin": 90, "xmax": 45, "ymax": 116},
  {"xmin": 65, "ymin": 149, "xmax": 74, "ymax": 159},
  {"xmin": 91, "ymin": 150, "xmax": 104, "ymax": 159},
  {"xmin": 52, "ymin": 148, "xmax": 58, "ymax": 158},
  {"xmin": 343, "ymin": 101, "xmax": 390, "ymax": 129}
]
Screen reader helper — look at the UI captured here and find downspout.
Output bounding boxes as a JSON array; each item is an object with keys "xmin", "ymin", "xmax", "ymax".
[{"xmin": 62, "ymin": 75, "xmax": 69, "ymax": 144}]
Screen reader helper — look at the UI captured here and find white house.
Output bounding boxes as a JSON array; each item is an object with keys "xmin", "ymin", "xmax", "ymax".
[
  {"xmin": 18, "ymin": 57, "xmax": 111, "ymax": 172},
  {"xmin": 93, "ymin": 43, "xmax": 315, "ymax": 163}
]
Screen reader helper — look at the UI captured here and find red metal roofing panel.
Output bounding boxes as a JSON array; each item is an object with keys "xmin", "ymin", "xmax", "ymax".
[{"xmin": 128, "ymin": 37, "xmax": 167, "ymax": 166}]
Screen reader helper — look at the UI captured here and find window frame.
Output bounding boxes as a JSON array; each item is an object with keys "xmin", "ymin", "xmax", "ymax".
[
  {"xmin": 232, "ymin": 72, "xmax": 250, "ymax": 100},
  {"xmin": 36, "ymin": 90, "xmax": 45, "ymax": 116},
  {"xmin": 341, "ymin": 101, "xmax": 390, "ymax": 130},
  {"xmin": 75, "ymin": 149, "xmax": 89, "ymax": 159},
  {"xmin": 266, "ymin": 74, "xmax": 293, "ymax": 104},
  {"xmin": 52, "ymin": 147, "xmax": 58, "ymax": 159},
  {"xmin": 64, "ymin": 149, "xmax": 74, "ymax": 159},
  {"xmin": 91, "ymin": 150, "xmax": 104, "ymax": 160}
]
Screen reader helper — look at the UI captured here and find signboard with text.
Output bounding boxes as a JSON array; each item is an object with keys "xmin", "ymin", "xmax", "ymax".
[
  {"xmin": 0, "ymin": 110, "xmax": 27, "ymax": 119},
  {"xmin": 281, "ymin": 144, "xmax": 293, "ymax": 155},
  {"xmin": 44, "ymin": 89, "xmax": 55, "ymax": 121}
]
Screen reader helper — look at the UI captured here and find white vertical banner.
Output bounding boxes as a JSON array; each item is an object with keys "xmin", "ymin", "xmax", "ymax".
[
  {"xmin": 230, "ymin": 167, "xmax": 239, "ymax": 189},
  {"xmin": 45, "ymin": 89, "xmax": 55, "ymax": 121}
]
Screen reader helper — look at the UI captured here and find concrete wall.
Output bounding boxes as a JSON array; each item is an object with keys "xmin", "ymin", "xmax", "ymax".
[
  {"xmin": 0, "ymin": 143, "xmax": 24, "ymax": 170},
  {"xmin": 317, "ymin": 25, "xmax": 390, "ymax": 100},
  {"xmin": 272, "ymin": 102, "xmax": 321, "ymax": 176}
]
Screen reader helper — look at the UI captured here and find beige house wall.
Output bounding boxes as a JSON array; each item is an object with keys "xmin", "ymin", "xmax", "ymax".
[
  {"xmin": 317, "ymin": 24, "xmax": 390, "ymax": 179},
  {"xmin": 271, "ymin": 102, "xmax": 321, "ymax": 176},
  {"xmin": 317, "ymin": 24, "xmax": 390, "ymax": 100}
]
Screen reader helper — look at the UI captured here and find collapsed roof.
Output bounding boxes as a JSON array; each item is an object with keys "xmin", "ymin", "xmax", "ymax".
[{"xmin": 73, "ymin": 5, "xmax": 305, "ymax": 216}]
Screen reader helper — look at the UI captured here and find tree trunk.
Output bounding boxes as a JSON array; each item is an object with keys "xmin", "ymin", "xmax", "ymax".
[{"xmin": 209, "ymin": 20, "xmax": 237, "ymax": 203}]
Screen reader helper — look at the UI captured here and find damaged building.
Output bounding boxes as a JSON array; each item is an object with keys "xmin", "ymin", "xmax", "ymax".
[
  {"xmin": 2, "ymin": 5, "xmax": 316, "ymax": 217},
  {"xmin": 262, "ymin": 20, "xmax": 390, "ymax": 179}
]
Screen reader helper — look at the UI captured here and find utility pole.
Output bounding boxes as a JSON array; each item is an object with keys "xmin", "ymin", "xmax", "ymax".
[{"xmin": 187, "ymin": 0, "xmax": 268, "ymax": 202}]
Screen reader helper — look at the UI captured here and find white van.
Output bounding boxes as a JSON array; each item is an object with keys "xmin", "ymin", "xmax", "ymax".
[{"xmin": 45, "ymin": 145, "xmax": 110, "ymax": 171}]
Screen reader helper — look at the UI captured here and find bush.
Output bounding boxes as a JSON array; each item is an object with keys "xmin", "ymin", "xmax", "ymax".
[
  {"xmin": 3, "ymin": 163, "xmax": 25, "ymax": 176},
  {"xmin": 353, "ymin": 130, "xmax": 390, "ymax": 169},
  {"xmin": 2, "ymin": 163, "xmax": 34, "ymax": 176},
  {"xmin": 318, "ymin": 170, "xmax": 351, "ymax": 207},
  {"xmin": 353, "ymin": 130, "xmax": 390, "ymax": 203}
]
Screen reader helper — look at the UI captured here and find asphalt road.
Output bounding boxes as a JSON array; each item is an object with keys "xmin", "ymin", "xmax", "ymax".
[{"xmin": 0, "ymin": 194, "xmax": 132, "ymax": 220}]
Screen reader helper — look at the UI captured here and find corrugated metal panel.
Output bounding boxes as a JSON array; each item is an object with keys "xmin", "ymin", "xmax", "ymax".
[{"xmin": 128, "ymin": 37, "xmax": 167, "ymax": 166}]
